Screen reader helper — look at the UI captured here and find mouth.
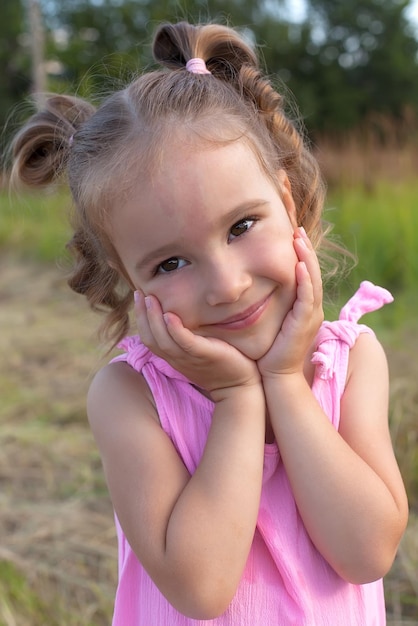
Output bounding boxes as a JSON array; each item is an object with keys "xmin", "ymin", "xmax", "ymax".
[{"xmin": 210, "ymin": 292, "xmax": 274, "ymax": 331}]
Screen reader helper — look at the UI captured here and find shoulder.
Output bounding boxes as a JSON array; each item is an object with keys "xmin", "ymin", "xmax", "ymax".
[
  {"xmin": 346, "ymin": 330, "xmax": 388, "ymax": 390},
  {"xmin": 87, "ymin": 361, "xmax": 159, "ymax": 446},
  {"xmin": 89, "ymin": 359, "xmax": 154, "ymax": 399},
  {"xmin": 86, "ymin": 361, "xmax": 190, "ymax": 515}
]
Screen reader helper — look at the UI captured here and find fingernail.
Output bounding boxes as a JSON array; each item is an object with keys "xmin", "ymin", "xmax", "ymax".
[
  {"xmin": 299, "ymin": 226, "xmax": 308, "ymax": 238},
  {"xmin": 134, "ymin": 290, "xmax": 140, "ymax": 304},
  {"xmin": 145, "ymin": 296, "xmax": 152, "ymax": 310}
]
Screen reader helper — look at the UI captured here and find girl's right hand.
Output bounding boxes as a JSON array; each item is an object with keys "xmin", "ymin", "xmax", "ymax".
[{"xmin": 134, "ymin": 291, "xmax": 261, "ymax": 401}]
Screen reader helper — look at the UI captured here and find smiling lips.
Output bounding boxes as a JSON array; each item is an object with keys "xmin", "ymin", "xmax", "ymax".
[{"xmin": 211, "ymin": 292, "xmax": 273, "ymax": 331}]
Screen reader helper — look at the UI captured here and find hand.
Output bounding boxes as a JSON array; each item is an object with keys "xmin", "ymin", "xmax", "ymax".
[
  {"xmin": 257, "ymin": 227, "xmax": 324, "ymax": 379},
  {"xmin": 134, "ymin": 291, "xmax": 261, "ymax": 401}
]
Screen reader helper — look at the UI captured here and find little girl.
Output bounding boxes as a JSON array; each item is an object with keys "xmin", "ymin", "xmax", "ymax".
[{"xmin": 11, "ymin": 21, "xmax": 407, "ymax": 626}]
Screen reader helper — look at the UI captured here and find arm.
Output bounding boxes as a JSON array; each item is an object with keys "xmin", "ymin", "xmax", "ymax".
[
  {"xmin": 258, "ymin": 230, "xmax": 408, "ymax": 584},
  {"xmin": 88, "ymin": 297, "xmax": 266, "ymax": 619},
  {"xmin": 263, "ymin": 335, "xmax": 407, "ymax": 583}
]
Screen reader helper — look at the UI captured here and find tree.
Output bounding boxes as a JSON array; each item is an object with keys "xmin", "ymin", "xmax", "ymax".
[
  {"xmin": 0, "ymin": 0, "xmax": 31, "ymax": 147},
  {"xmin": 28, "ymin": 0, "xmax": 46, "ymax": 93},
  {"xmin": 42, "ymin": 0, "xmax": 289, "ymax": 97},
  {"xmin": 3, "ymin": 0, "xmax": 418, "ymax": 144},
  {"xmin": 298, "ymin": 0, "xmax": 418, "ymax": 133}
]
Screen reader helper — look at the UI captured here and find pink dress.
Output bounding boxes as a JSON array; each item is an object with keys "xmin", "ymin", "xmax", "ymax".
[{"xmin": 110, "ymin": 281, "xmax": 393, "ymax": 625}]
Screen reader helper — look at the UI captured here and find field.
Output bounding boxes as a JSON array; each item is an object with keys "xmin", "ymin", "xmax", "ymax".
[{"xmin": 0, "ymin": 177, "xmax": 417, "ymax": 624}]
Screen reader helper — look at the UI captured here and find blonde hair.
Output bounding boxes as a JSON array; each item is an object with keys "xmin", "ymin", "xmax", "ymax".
[{"xmin": 11, "ymin": 21, "xmax": 340, "ymax": 348}]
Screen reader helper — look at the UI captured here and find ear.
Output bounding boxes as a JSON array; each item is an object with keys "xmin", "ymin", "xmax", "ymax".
[{"xmin": 277, "ymin": 169, "xmax": 297, "ymax": 228}]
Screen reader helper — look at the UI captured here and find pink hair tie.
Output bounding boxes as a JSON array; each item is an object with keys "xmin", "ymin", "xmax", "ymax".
[{"xmin": 186, "ymin": 58, "xmax": 211, "ymax": 75}]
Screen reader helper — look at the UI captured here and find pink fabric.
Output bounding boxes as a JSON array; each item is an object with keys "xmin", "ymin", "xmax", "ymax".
[{"xmin": 110, "ymin": 281, "xmax": 391, "ymax": 625}]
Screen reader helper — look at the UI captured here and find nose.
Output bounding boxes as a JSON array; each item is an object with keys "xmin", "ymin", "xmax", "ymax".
[{"xmin": 204, "ymin": 255, "xmax": 252, "ymax": 307}]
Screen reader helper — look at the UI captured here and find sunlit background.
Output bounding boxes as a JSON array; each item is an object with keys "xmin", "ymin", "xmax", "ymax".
[{"xmin": 1, "ymin": 2, "xmax": 418, "ymax": 625}]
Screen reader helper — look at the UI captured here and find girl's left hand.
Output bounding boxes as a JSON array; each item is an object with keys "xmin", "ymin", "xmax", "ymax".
[{"xmin": 257, "ymin": 228, "xmax": 324, "ymax": 379}]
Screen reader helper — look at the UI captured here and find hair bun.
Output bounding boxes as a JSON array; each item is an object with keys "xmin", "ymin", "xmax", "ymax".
[
  {"xmin": 153, "ymin": 22, "xmax": 258, "ymax": 79},
  {"xmin": 10, "ymin": 95, "xmax": 95, "ymax": 188},
  {"xmin": 153, "ymin": 22, "xmax": 194, "ymax": 69}
]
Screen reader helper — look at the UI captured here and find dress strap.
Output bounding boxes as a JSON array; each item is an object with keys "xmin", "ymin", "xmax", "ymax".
[
  {"xmin": 339, "ymin": 280, "xmax": 393, "ymax": 322},
  {"xmin": 310, "ymin": 281, "xmax": 393, "ymax": 381},
  {"xmin": 111, "ymin": 335, "xmax": 189, "ymax": 383}
]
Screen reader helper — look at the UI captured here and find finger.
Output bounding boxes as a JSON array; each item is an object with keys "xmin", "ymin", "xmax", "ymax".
[
  {"xmin": 164, "ymin": 311, "xmax": 231, "ymax": 360},
  {"xmin": 293, "ymin": 227, "xmax": 314, "ymax": 262},
  {"xmin": 145, "ymin": 297, "xmax": 215, "ymax": 361},
  {"xmin": 143, "ymin": 294, "xmax": 181, "ymax": 354},
  {"xmin": 294, "ymin": 260, "xmax": 314, "ymax": 311},
  {"xmin": 133, "ymin": 289, "xmax": 156, "ymax": 347},
  {"xmin": 293, "ymin": 232, "xmax": 322, "ymax": 304},
  {"xmin": 163, "ymin": 311, "xmax": 207, "ymax": 355}
]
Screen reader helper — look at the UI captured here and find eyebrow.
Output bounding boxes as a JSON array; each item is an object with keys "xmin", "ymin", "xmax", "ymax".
[
  {"xmin": 135, "ymin": 199, "xmax": 269, "ymax": 271},
  {"xmin": 136, "ymin": 243, "xmax": 183, "ymax": 271}
]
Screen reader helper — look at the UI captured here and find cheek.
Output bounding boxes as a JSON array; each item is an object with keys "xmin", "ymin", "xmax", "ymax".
[
  {"xmin": 256, "ymin": 240, "xmax": 298, "ymax": 281},
  {"xmin": 146, "ymin": 280, "xmax": 199, "ymax": 323}
]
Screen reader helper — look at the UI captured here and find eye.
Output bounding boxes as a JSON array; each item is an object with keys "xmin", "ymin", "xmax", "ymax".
[
  {"xmin": 156, "ymin": 257, "xmax": 188, "ymax": 274},
  {"xmin": 229, "ymin": 217, "xmax": 257, "ymax": 240}
]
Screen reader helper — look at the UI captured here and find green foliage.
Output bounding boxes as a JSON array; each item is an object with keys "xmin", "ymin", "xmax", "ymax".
[
  {"xmin": 305, "ymin": 0, "xmax": 418, "ymax": 131},
  {"xmin": 0, "ymin": 190, "xmax": 72, "ymax": 263},
  {"xmin": 0, "ymin": 561, "xmax": 52, "ymax": 626},
  {"xmin": 3, "ymin": 0, "xmax": 418, "ymax": 141},
  {"xmin": 0, "ymin": 0, "xmax": 31, "ymax": 144},
  {"xmin": 0, "ymin": 560, "xmax": 104, "ymax": 625},
  {"xmin": 41, "ymin": 0, "xmax": 418, "ymax": 136},
  {"xmin": 328, "ymin": 181, "xmax": 418, "ymax": 293},
  {"xmin": 41, "ymin": 0, "xmax": 290, "ymax": 97}
]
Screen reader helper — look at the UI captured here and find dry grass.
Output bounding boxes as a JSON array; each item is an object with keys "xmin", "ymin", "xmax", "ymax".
[
  {"xmin": 0, "ymin": 258, "xmax": 417, "ymax": 624},
  {"xmin": 384, "ymin": 330, "xmax": 418, "ymax": 622},
  {"xmin": 314, "ymin": 110, "xmax": 418, "ymax": 191},
  {"xmin": 0, "ymin": 259, "xmax": 117, "ymax": 625}
]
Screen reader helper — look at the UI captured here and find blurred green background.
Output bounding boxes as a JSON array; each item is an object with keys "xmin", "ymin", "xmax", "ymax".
[{"xmin": 1, "ymin": 1, "xmax": 418, "ymax": 624}]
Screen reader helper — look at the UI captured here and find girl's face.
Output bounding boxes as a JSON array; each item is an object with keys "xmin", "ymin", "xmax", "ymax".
[{"xmin": 110, "ymin": 139, "xmax": 299, "ymax": 360}]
